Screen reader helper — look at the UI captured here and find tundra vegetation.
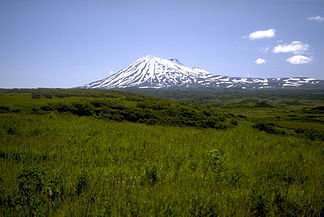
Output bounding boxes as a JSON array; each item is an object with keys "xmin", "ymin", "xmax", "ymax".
[{"xmin": 0, "ymin": 88, "xmax": 323, "ymax": 216}]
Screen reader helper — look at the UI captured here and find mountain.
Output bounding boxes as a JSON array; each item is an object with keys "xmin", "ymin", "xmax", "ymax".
[{"xmin": 81, "ymin": 55, "xmax": 323, "ymax": 89}]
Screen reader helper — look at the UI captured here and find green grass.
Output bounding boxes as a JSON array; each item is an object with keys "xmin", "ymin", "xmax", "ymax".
[
  {"xmin": 0, "ymin": 89, "xmax": 236, "ymax": 129},
  {"xmin": 0, "ymin": 89, "xmax": 324, "ymax": 216}
]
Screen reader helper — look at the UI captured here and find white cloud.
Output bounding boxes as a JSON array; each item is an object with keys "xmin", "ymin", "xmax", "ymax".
[
  {"xmin": 255, "ymin": 58, "xmax": 266, "ymax": 64},
  {"xmin": 248, "ymin": 29, "xmax": 276, "ymax": 40},
  {"xmin": 273, "ymin": 41, "xmax": 309, "ymax": 54},
  {"xmin": 308, "ymin": 15, "xmax": 324, "ymax": 22},
  {"xmin": 286, "ymin": 55, "xmax": 312, "ymax": 64}
]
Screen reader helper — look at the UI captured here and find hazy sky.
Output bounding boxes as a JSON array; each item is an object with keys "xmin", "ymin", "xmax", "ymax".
[{"xmin": 1, "ymin": 0, "xmax": 324, "ymax": 88}]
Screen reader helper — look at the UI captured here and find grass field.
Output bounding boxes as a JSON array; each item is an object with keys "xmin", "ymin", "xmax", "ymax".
[{"xmin": 0, "ymin": 89, "xmax": 323, "ymax": 216}]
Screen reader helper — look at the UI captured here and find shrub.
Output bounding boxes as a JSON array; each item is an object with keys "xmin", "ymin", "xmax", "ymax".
[
  {"xmin": 31, "ymin": 93, "xmax": 41, "ymax": 99},
  {"xmin": 295, "ymin": 128, "xmax": 324, "ymax": 141},
  {"xmin": 0, "ymin": 105, "xmax": 10, "ymax": 113},
  {"xmin": 230, "ymin": 119, "xmax": 238, "ymax": 126},
  {"xmin": 70, "ymin": 102, "xmax": 94, "ymax": 116},
  {"xmin": 254, "ymin": 101, "xmax": 274, "ymax": 108},
  {"xmin": 253, "ymin": 123, "xmax": 285, "ymax": 134},
  {"xmin": 204, "ymin": 149, "xmax": 226, "ymax": 174}
]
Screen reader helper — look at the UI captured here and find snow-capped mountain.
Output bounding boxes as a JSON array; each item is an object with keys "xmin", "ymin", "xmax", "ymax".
[
  {"xmin": 81, "ymin": 55, "xmax": 323, "ymax": 89},
  {"xmin": 83, "ymin": 55, "xmax": 217, "ymax": 88}
]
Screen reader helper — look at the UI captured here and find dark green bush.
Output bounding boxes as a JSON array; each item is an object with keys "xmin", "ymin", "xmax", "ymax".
[
  {"xmin": 31, "ymin": 93, "xmax": 41, "ymax": 99},
  {"xmin": 0, "ymin": 105, "xmax": 10, "ymax": 113},
  {"xmin": 204, "ymin": 149, "xmax": 226, "ymax": 175},
  {"xmin": 253, "ymin": 123, "xmax": 285, "ymax": 134},
  {"xmin": 36, "ymin": 98, "xmax": 234, "ymax": 129},
  {"xmin": 295, "ymin": 128, "xmax": 324, "ymax": 141}
]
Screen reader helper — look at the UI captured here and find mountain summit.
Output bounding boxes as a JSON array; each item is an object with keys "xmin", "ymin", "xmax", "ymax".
[
  {"xmin": 83, "ymin": 55, "xmax": 216, "ymax": 89},
  {"xmin": 82, "ymin": 56, "xmax": 323, "ymax": 89}
]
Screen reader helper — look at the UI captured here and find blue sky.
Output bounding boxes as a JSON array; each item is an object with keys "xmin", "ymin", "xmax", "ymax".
[{"xmin": 0, "ymin": 0, "xmax": 324, "ymax": 88}]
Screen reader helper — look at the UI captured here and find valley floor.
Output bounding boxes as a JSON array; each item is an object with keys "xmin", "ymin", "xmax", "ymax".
[{"xmin": 0, "ymin": 89, "xmax": 323, "ymax": 216}]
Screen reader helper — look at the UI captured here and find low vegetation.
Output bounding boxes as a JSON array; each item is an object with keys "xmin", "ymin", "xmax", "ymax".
[
  {"xmin": 0, "ymin": 89, "xmax": 236, "ymax": 129},
  {"xmin": 0, "ymin": 88, "xmax": 323, "ymax": 216}
]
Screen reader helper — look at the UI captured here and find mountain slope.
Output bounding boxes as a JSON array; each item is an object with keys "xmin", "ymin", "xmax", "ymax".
[
  {"xmin": 82, "ymin": 56, "xmax": 323, "ymax": 89},
  {"xmin": 83, "ymin": 55, "xmax": 218, "ymax": 88}
]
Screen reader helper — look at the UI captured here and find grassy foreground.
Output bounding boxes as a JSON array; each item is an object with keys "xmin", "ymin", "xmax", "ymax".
[{"xmin": 0, "ymin": 89, "xmax": 323, "ymax": 216}]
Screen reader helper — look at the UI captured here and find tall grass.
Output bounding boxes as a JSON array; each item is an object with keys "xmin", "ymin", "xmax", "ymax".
[{"xmin": 1, "ymin": 112, "xmax": 323, "ymax": 216}]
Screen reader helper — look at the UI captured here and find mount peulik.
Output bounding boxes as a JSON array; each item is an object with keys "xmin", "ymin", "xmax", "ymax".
[{"xmin": 81, "ymin": 55, "xmax": 323, "ymax": 89}]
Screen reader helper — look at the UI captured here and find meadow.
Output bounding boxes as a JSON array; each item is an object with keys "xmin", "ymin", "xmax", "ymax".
[{"xmin": 0, "ymin": 88, "xmax": 323, "ymax": 216}]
